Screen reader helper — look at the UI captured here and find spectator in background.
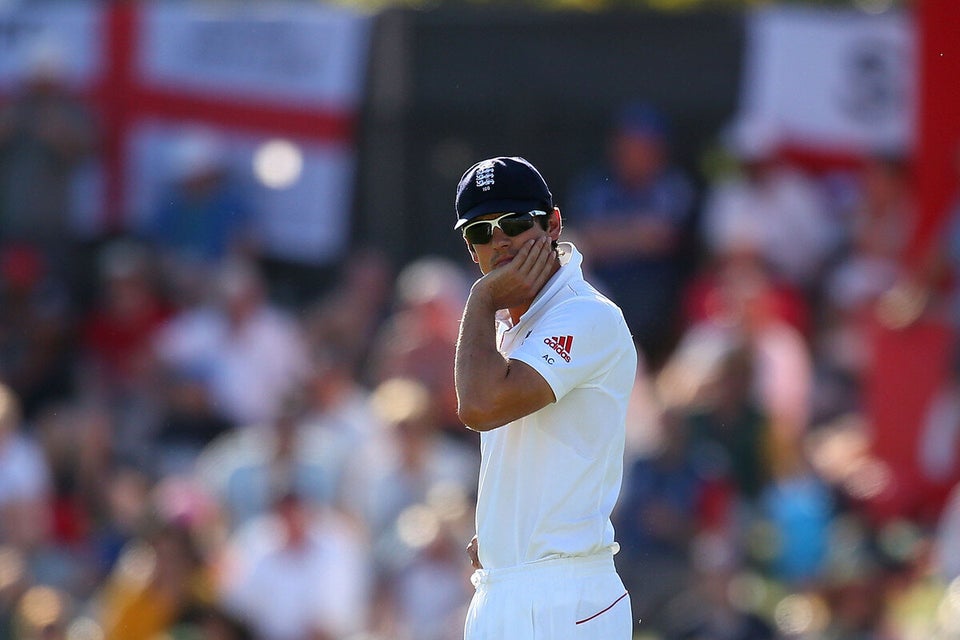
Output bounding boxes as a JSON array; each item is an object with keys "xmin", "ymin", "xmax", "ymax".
[
  {"xmin": 816, "ymin": 152, "xmax": 914, "ymax": 422},
  {"xmin": 149, "ymin": 364, "xmax": 233, "ymax": 478},
  {"xmin": 302, "ymin": 340, "xmax": 384, "ymax": 442},
  {"xmin": 700, "ymin": 116, "xmax": 835, "ymax": 296},
  {"xmin": 217, "ymin": 489, "xmax": 372, "ymax": 640},
  {"xmin": 94, "ymin": 518, "xmax": 213, "ymax": 640},
  {"xmin": 303, "ymin": 246, "xmax": 394, "ymax": 383},
  {"xmin": 932, "ymin": 480, "xmax": 960, "ymax": 582},
  {"xmin": 0, "ymin": 40, "xmax": 97, "ymax": 266},
  {"xmin": 568, "ymin": 101, "xmax": 697, "ymax": 369},
  {"xmin": 342, "ymin": 377, "xmax": 477, "ymax": 553},
  {"xmin": 9, "ymin": 584, "xmax": 75, "ymax": 640},
  {"xmin": 367, "ymin": 257, "xmax": 470, "ymax": 437},
  {"xmin": 31, "ymin": 402, "xmax": 115, "ymax": 592},
  {"xmin": 0, "ymin": 243, "xmax": 75, "ymax": 419},
  {"xmin": 295, "ymin": 342, "xmax": 387, "ymax": 503},
  {"xmin": 346, "ymin": 377, "xmax": 476, "ymax": 640},
  {"xmin": 146, "ymin": 130, "xmax": 258, "ymax": 277},
  {"xmin": 664, "ymin": 534, "xmax": 775, "ymax": 640},
  {"xmin": 665, "ymin": 249, "xmax": 814, "ymax": 450},
  {"xmin": 613, "ymin": 408, "xmax": 705, "ymax": 635},
  {"xmin": 0, "ymin": 384, "xmax": 52, "ymax": 554},
  {"xmin": 153, "ymin": 257, "xmax": 310, "ymax": 428},
  {"xmin": 194, "ymin": 390, "xmax": 339, "ymax": 529},
  {"xmin": 79, "ymin": 240, "xmax": 172, "ymax": 401},
  {"xmin": 193, "ymin": 606, "xmax": 255, "ymax": 640},
  {"xmin": 757, "ymin": 447, "xmax": 834, "ymax": 586},
  {"xmin": 685, "ymin": 344, "xmax": 772, "ymax": 508},
  {"xmin": 372, "ymin": 511, "xmax": 474, "ymax": 640}
]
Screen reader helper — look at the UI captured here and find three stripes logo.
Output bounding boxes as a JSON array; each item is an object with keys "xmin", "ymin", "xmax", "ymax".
[{"xmin": 543, "ymin": 335, "xmax": 573, "ymax": 362}]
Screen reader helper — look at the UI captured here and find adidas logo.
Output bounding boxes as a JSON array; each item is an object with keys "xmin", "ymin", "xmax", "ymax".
[{"xmin": 543, "ymin": 335, "xmax": 573, "ymax": 362}]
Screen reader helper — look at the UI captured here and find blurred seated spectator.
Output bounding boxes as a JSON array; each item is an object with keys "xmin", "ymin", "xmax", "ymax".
[
  {"xmin": 371, "ymin": 506, "xmax": 474, "ymax": 640},
  {"xmin": 150, "ymin": 365, "xmax": 233, "ymax": 478},
  {"xmin": 757, "ymin": 447, "xmax": 834, "ymax": 586},
  {"xmin": 367, "ymin": 257, "xmax": 470, "ymax": 437},
  {"xmin": 0, "ymin": 243, "xmax": 75, "ymax": 419},
  {"xmin": 9, "ymin": 584, "xmax": 74, "ymax": 640},
  {"xmin": 815, "ymin": 152, "xmax": 914, "ymax": 423},
  {"xmin": 932, "ymin": 480, "xmax": 960, "ymax": 582},
  {"xmin": 192, "ymin": 605, "xmax": 255, "ymax": 640},
  {"xmin": 194, "ymin": 391, "xmax": 341, "ymax": 529},
  {"xmin": 820, "ymin": 564, "xmax": 898, "ymax": 640},
  {"xmin": 145, "ymin": 129, "xmax": 258, "ymax": 271},
  {"xmin": 303, "ymin": 246, "xmax": 394, "ymax": 382},
  {"xmin": 301, "ymin": 341, "xmax": 385, "ymax": 462},
  {"xmin": 29, "ymin": 403, "xmax": 109, "ymax": 592},
  {"xmin": 341, "ymin": 378, "xmax": 477, "ymax": 549},
  {"xmin": 89, "ymin": 464, "xmax": 154, "ymax": 585},
  {"xmin": 613, "ymin": 409, "xmax": 706, "ymax": 635},
  {"xmin": 833, "ymin": 152, "xmax": 914, "ymax": 276},
  {"xmin": 700, "ymin": 116, "xmax": 835, "ymax": 296},
  {"xmin": 681, "ymin": 244, "xmax": 811, "ymax": 338},
  {"xmin": 664, "ymin": 250, "xmax": 814, "ymax": 447},
  {"xmin": 217, "ymin": 489, "xmax": 372, "ymax": 640},
  {"xmin": 152, "ymin": 258, "xmax": 309, "ymax": 428},
  {"xmin": 567, "ymin": 101, "xmax": 697, "ymax": 369},
  {"xmin": 0, "ymin": 384, "xmax": 52, "ymax": 552},
  {"xmin": 664, "ymin": 533, "xmax": 775, "ymax": 640},
  {"xmin": 94, "ymin": 518, "xmax": 213, "ymax": 640},
  {"xmin": 685, "ymin": 344, "xmax": 773, "ymax": 508},
  {"xmin": 0, "ymin": 40, "xmax": 97, "ymax": 264},
  {"xmin": 79, "ymin": 240, "xmax": 172, "ymax": 400}
]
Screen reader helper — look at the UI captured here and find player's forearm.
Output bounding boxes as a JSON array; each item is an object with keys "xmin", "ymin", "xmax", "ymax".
[{"xmin": 455, "ymin": 286, "xmax": 511, "ymax": 430}]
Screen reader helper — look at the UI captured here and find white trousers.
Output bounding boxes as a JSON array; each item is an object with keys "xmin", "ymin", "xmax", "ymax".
[{"xmin": 463, "ymin": 552, "xmax": 632, "ymax": 640}]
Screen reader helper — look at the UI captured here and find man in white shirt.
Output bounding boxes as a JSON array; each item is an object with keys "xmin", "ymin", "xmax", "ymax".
[
  {"xmin": 218, "ymin": 490, "xmax": 371, "ymax": 640},
  {"xmin": 453, "ymin": 156, "xmax": 637, "ymax": 639}
]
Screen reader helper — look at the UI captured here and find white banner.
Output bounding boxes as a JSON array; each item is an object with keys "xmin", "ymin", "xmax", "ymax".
[
  {"xmin": 127, "ymin": 122, "xmax": 355, "ymax": 264},
  {"xmin": 0, "ymin": 3, "xmax": 101, "ymax": 91},
  {"xmin": 138, "ymin": 3, "xmax": 370, "ymax": 109},
  {"xmin": 740, "ymin": 6, "xmax": 915, "ymax": 152},
  {"xmin": 126, "ymin": 3, "xmax": 371, "ymax": 264},
  {"xmin": 0, "ymin": 3, "xmax": 370, "ymax": 262}
]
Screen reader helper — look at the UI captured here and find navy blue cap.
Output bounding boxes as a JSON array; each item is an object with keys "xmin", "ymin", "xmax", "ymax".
[
  {"xmin": 454, "ymin": 156, "xmax": 553, "ymax": 229},
  {"xmin": 616, "ymin": 101, "xmax": 668, "ymax": 141}
]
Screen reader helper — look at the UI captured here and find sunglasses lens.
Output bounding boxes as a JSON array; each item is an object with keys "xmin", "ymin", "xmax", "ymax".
[
  {"xmin": 463, "ymin": 213, "xmax": 537, "ymax": 245},
  {"xmin": 463, "ymin": 224, "xmax": 492, "ymax": 245},
  {"xmin": 499, "ymin": 215, "xmax": 535, "ymax": 237}
]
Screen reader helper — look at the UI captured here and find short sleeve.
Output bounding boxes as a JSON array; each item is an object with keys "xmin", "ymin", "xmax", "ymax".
[{"xmin": 509, "ymin": 298, "xmax": 630, "ymax": 402}]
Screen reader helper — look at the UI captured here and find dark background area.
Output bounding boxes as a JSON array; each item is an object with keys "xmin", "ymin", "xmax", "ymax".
[{"xmin": 354, "ymin": 6, "xmax": 745, "ymax": 267}]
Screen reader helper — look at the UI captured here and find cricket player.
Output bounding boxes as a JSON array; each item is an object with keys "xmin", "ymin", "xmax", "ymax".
[{"xmin": 453, "ymin": 156, "xmax": 637, "ymax": 639}]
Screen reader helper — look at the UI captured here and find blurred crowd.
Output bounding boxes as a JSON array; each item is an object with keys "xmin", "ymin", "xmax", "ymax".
[{"xmin": 1, "ymin": 45, "xmax": 960, "ymax": 640}]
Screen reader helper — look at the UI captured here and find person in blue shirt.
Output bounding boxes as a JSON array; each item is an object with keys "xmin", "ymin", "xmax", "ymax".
[
  {"xmin": 148, "ymin": 132, "xmax": 257, "ymax": 267},
  {"xmin": 568, "ymin": 101, "xmax": 697, "ymax": 369}
]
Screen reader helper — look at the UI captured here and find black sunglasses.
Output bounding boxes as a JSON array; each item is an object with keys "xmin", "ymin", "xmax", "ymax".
[{"xmin": 461, "ymin": 210, "xmax": 549, "ymax": 245}]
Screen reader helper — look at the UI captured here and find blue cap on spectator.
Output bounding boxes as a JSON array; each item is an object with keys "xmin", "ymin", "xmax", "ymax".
[{"xmin": 616, "ymin": 101, "xmax": 668, "ymax": 141}]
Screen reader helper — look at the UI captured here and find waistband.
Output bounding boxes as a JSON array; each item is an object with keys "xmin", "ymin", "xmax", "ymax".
[{"xmin": 470, "ymin": 548, "xmax": 617, "ymax": 588}]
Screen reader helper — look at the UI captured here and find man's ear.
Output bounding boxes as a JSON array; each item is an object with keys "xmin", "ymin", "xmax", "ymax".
[{"xmin": 549, "ymin": 207, "xmax": 563, "ymax": 241}]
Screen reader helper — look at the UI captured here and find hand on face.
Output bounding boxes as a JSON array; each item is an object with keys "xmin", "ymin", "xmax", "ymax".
[{"xmin": 474, "ymin": 234, "xmax": 557, "ymax": 311}]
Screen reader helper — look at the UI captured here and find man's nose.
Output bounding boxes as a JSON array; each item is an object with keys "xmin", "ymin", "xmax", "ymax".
[{"xmin": 490, "ymin": 226, "xmax": 511, "ymax": 244}]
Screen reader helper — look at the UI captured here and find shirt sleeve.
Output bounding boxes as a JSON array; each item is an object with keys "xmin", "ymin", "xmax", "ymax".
[{"xmin": 508, "ymin": 298, "xmax": 631, "ymax": 402}]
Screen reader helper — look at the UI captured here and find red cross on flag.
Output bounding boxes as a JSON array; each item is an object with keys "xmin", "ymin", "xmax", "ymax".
[{"xmin": 0, "ymin": 2, "xmax": 371, "ymax": 264}]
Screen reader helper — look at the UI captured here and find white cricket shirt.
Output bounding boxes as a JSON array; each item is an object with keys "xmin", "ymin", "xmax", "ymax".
[{"xmin": 475, "ymin": 242, "xmax": 638, "ymax": 570}]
